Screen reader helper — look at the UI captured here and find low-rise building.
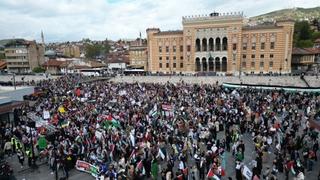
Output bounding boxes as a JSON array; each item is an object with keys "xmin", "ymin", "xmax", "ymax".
[
  {"xmin": 129, "ymin": 45, "xmax": 147, "ymax": 70},
  {"xmin": 292, "ymin": 47, "xmax": 320, "ymax": 74},
  {"xmin": 4, "ymin": 39, "xmax": 45, "ymax": 73}
]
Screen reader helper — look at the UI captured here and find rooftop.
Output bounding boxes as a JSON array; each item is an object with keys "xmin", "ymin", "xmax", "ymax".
[
  {"xmin": 293, "ymin": 47, "xmax": 320, "ymax": 55},
  {"xmin": 182, "ymin": 12, "xmax": 243, "ymax": 24},
  {"xmin": 155, "ymin": 30, "xmax": 183, "ymax": 36},
  {"xmin": 42, "ymin": 59, "xmax": 64, "ymax": 67}
]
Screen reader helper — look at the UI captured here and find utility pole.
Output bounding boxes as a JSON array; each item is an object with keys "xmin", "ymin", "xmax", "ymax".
[{"xmin": 13, "ymin": 73, "xmax": 16, "ymax": 90}]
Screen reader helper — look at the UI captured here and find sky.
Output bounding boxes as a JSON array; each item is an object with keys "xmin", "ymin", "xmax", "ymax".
[{"xmin": 0, "ymin": 0, "xmax": 319, "ymax": 42}]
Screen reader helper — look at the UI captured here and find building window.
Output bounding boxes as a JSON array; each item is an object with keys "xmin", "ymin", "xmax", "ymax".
[
  {"xmin": 261, "ymin": 42, "xmax": 265, "ymax": 50},
  {"xmin": 242, "ymin": 43, "xmax": 247, "ymax": 50},
  {"xmin": 251, "ymin": 54, "xmax": 255, "ymax": 59},
  {"xmin": 180, "ymin": 56, "xmax": 183, "ymax": 60},
  {"xmin": 242, "ymin": 54, "xmax": 246, "ymax": 59},
  {"xmin": 270, "ymin": 54, "xmax": 274, "ymax": 58},
  {"xmin": 166, "ymin": 46, "xmax": 169, "ymax": 53},
  {"xmin": 251, "ymin": 61, "xmax": 255, "ymax": 68},
  {"xmin": 180, "ymin": 62, "xmax": 183, "ymax": 68},
  {"xmin": 166, "ymin": 63, "xmax": 169, "ymax": 68},
  {"xmin": 166, "ymin": 56, "xmax": 169, "ymax": 61},
  {"xmin": 173, "ymin": 46, "xmax": 176, "ymax": 52},
  {"xmin": 159, "ymin": 63, "xmax": 162, "ymax": 68},
  {"xmin": 252, "ymin": 43, "xmax": 256, "ymax": 50},
  {"xmin": 242, "ymin": 61, "xmax": 246, "ymax": 68},
  {"xmin": 233, "ymin": 43, "xmax": 237, "ymax": 51},
  {"xmin": 159, "ymin": 46, "xmax": 162, "ymax": 53},
  {"xmin": 260, "ymin": 54, "xmax": 264, "ymax": 59},
  {"xmin": 173, "ymin": 56, "xmax": 176, "ymax": 60},
  {"xmin": 180, "ymin": 45, "xmax": 183, "ymax": 52},
  {"xmin": 270, "ymin": 42, "xmax": 275, "ymax": 49},
  {"xmin": 269, "ymin": 61, "xmax": 273, "ymax": 67},
  {"xmin": 159, "ymin": 57, "xmax": 162, "ymax": 61},
  {"xmin": 260, "ymin": 61, "xmax": 264, "ymax": 68},
  {"xmin": 173, "ymin": 63, "xmax": 176, "ymax": 68},
  {"xmin": 187, "ymin": 45, "xmax": 191, "ymax": 52}
]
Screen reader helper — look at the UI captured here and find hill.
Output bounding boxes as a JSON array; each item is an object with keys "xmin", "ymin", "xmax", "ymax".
[{"xmin": 250, "ymin": 7, "xmax": 320, "ymax": 23}]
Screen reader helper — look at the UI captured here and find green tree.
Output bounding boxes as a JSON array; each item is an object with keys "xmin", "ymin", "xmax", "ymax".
[
  {"xmin": 85, "ymin": 44, "xmax": 102, "ymax": 59},
  {"xmin": 84, "ymin": 38, "xmax": 110, "ymax": 59},
  {"xmin": 296, "ymin": 40, "xmax": 314, "ymax": 48},
  {"xmin": 32, "ymin": 67, "xmax": 45, "ymax": 73},
  {"xmin": 0, "ymin": 53, "xmax": 5, "ymax": 59},
  {"xmin": 294, "ymin": 21, "xmax": 314, "ymax": 48}
]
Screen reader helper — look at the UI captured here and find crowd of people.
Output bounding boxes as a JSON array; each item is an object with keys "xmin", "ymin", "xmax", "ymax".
[{"xmin": 0, "ymin": 74, "xmax": 320, "ymax": 180}]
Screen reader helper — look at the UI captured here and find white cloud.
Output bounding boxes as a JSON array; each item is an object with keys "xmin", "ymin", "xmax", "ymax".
[{"xmin": 0, "ymin": 0, "xmax": 318, "ymax": 42}]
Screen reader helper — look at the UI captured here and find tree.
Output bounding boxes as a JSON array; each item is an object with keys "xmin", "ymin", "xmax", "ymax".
[
  {"xmin": 84, "ymin": 38, "xmax": 110, "ymax": 59},
  {"xmin": 32, "ymin": 67, "xmax": 45, "ymax": 73},
  {"xmin": 296, "ymin": 40, "xmax": 314, "ymax": 48},
  {"xmin": 0, "ymin": 53, "xmax": 5, "ymax": 59},
  {"xmin": 294, "ymin": 21, "xmax": 314, "ymax": 48},
  {"xmin": 85, "ymin": 44, "xmax": 102, "ymax": 59}
]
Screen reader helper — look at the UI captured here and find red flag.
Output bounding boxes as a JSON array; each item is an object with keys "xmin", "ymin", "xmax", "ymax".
[
  {"xmin": 207, "ymin": 168, "xmax": 214, "ymax": 178},
  {"xmin": 106, "ymin": 115, "xmax": 113, "ymax": 121},
  {"xmin": 221, "ymin": 168, "xmax": 226, "ymax": 176}
]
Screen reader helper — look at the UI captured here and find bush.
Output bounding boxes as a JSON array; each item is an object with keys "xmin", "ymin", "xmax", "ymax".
[{"xmin": 32, "ymin": 67, "xmax": 45, "ymax": 73}]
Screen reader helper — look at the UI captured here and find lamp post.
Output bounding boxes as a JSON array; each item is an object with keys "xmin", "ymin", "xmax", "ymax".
[{"xmin": 13, "ymin": 73, "xmax": 16, "ymax": 90}]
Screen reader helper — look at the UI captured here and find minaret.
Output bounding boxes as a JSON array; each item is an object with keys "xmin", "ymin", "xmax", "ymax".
[
  {"xmin": 139, "ymin": 31, "xmax": 142, "ymax": 46},
  {"xmin": 41, "ymin": 30, "xmax": 44, "ymax": 44}
]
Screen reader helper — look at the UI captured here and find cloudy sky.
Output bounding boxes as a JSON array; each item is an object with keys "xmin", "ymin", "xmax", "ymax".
[{"xmin": 0, "ymin": 0, "xmax": 318, "ymax": 42}]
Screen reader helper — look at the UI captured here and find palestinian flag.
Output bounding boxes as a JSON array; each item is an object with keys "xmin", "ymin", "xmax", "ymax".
[
  {"xmin": 135, "ymin": 160, "xmax": 146, "ymax": 175},
  {"xmin": 129, "ymin": 149, "xmax": 136, "ymax": 160},
  {"xmin": 207, "ymin": 168, "xmax": 220, "ymax": 180},
  {"xmin": 101, "ymin": 115, "xmax": 121, "ymax": 129},
  {"xmin": 149, "ymin": 104, "xmax": 158, "ymax": 118}
]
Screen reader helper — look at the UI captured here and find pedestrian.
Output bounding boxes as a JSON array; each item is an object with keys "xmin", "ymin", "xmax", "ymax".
[{"xmin": 17, "ymin": 149, "xmax": 24, "ymax": 168}]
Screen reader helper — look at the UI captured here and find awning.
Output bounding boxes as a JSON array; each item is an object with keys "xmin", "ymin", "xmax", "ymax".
[{"xmin": 0, "ymin": 101, "xmax": 26, "ymax": 114}]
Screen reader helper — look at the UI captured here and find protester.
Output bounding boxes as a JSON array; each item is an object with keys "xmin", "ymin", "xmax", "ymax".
[{"xmin": 1, "ymin": 74, "xmax": 319, "ymax": 180}]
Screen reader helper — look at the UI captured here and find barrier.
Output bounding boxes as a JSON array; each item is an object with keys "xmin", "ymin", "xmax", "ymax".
[{"xmin": 222, "ymin": 83, "xmax": 320, "ymax": 93}]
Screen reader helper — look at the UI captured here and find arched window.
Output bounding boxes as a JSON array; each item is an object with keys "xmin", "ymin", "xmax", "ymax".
[
  {"xmin": 202, "ymin": 38, "xmax": 207, "ymax": 51},
  {"xmin": 222, "ymin": 37, "xmax": 228, "ymax": 51},
  {"xmin": 215, "ymin": 57, "xmax": 220, "ymax": 72},
  {"xmin": 209, "ymin": 38, "xmax": 214, "ymax": 51},
  {"xmin": 222, "ymin": 57, "xmax": 227, "ymax": 72},
  {"xmin": 195, "ymin": 39, "xmax": 201, "ymax": 52},
  {"xmin": 208, "ymin": 57, "xmax": 214, "ymax": 71},
  {"xmin": 215, "ymin": 38, "xmax": 221, "ymax": 51},
  {"xmin": 195, "ymin": 58, "xmax": 201, "ymax": 71},
  {"xmin": 202, "ymin": 57, "xmax": 207, "ymax": 71}
]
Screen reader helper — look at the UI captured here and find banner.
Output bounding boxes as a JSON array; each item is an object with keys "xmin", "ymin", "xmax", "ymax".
[
  {"xmin": 242, "ymin": 165, "xmax": 252, "ymax": 180},
  {"xmin": 75, "ymin": 160, "xmax": 99, "ymax": 178}
]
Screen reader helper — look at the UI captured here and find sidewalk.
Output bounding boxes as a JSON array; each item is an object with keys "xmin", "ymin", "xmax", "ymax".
[{"xmin": 5, "ymin": 155, "xmax": 93, "ymax": 180}]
